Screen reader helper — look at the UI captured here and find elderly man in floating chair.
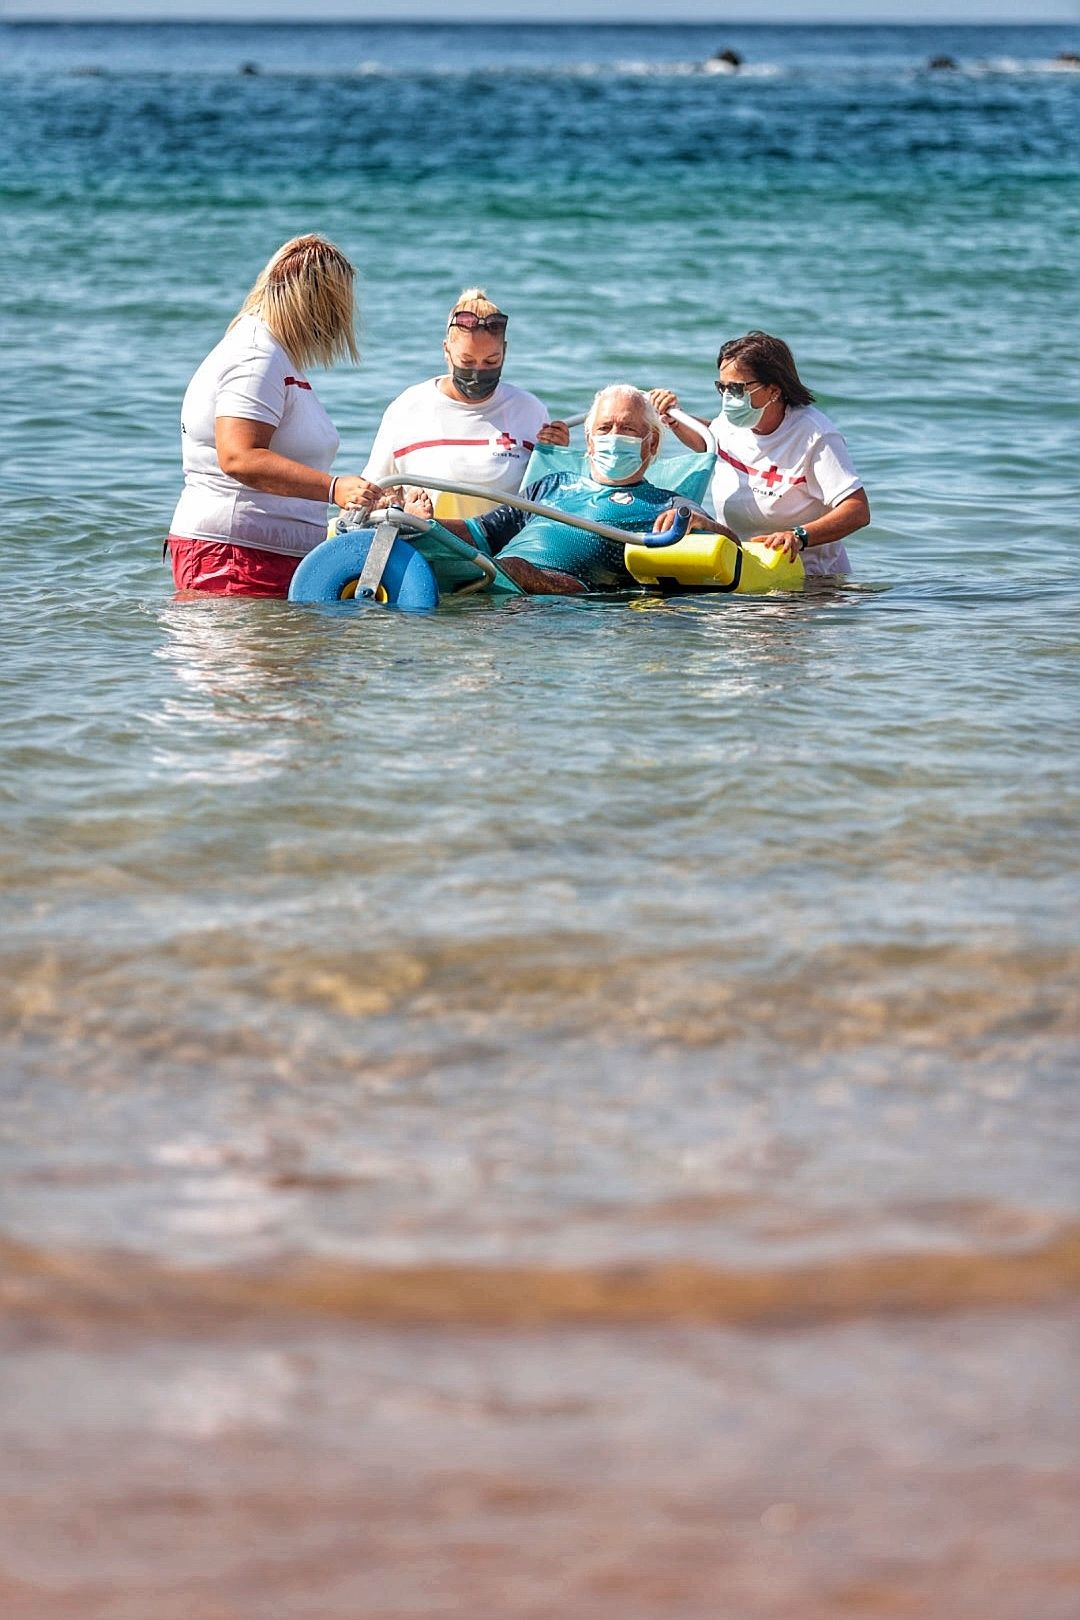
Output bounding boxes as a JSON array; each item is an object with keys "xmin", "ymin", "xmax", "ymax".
[
  {"xmin": 406, "ymin": 383, "xmax": 721, "ymax": 596},
  {"xmin": 288, "ymin": 384, "xmax": 723, "ymax": 607}
]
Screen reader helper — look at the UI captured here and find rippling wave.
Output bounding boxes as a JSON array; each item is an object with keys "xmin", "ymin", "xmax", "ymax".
[
  {"xmin": 40, "ymin": 57, "xmax": 1080, "ymax": 83},
  {"xmin": 5, "ymin": 1222, "xmax": 1079, "ymax": 1341}
]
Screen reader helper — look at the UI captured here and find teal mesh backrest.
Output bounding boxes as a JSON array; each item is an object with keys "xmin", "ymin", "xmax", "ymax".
[
  {"xmin": 521, "ymin": 442, "xmax": 714, "ymax": 506},
  {"xmin": 409, "ymin": 519, "xmax": 523, "ymax": 597}
]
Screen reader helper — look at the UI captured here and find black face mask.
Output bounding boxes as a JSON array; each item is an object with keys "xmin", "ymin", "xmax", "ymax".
[{"xmin": 451, "ymin": 364, "xmax": 502, "ymax": 401}]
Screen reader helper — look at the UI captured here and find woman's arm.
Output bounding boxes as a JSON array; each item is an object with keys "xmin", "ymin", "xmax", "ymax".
[
  {"xmin": 536, "ymin": 420, "xmax": 571, "ymax": 447},
  {"xmin": 755, "ymin": 489, "xmax": 871, "ymax": 560},
  {"xmin": 647, "ymin": 390, "xmax": 710, "ymax": 452},
  {"xmin": 215, "ymin": 418, "xmax": 382, "ymax": 509}
]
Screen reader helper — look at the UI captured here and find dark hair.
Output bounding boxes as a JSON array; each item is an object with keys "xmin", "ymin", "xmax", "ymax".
[{"xmin": 716, "ymin": 331, "xmax": 815, "ymax": 408}]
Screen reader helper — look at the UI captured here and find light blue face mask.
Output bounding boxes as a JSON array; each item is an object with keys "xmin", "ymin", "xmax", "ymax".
[
  {"xmin": 590, "ymin": 432, "xmax": 645, "ymax": 481},
  {"xmin": 720, "ymin": 386, "xmax": 767, "ymax": 431}
]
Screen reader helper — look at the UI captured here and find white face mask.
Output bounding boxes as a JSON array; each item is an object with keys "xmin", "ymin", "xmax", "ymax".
[{"xmin": 590, "ymin": 432, "xmax": 645, "ymax": 480}]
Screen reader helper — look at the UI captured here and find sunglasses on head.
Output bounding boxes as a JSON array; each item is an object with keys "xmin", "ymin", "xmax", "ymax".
[{"xmin": 447, "ymin": 311, "xmax": 509, "ymax": 335}]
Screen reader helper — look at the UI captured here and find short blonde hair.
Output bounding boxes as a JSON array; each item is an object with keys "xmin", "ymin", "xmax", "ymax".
[
  {"xmin": 585, "ymin": 384, "xmax": 662, "ymax": 459},
  {"xmin": 447, "ymin": 286, "xmax": 504, "ymax": 325},
  {"xmin": 233, "ymin": 234, "xmax": 359, "ymax": 371}
]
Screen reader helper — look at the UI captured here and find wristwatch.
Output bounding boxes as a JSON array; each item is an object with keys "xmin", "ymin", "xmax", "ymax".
[{"xmin": 792, "ymin": 525, "xmax": 809, "ymax": 551}]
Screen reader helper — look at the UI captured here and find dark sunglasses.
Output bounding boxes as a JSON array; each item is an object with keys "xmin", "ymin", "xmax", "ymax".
[
  {"xmin": 447, "ymin": 311, "xmax": 509, "ymax": 335},
  {"xmin": 714, "ymin": 378, "xmax": 763, "ymax": 399}
]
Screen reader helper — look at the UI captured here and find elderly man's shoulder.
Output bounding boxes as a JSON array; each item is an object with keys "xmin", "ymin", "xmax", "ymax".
[
  {"xmin": 633, "ymin": 473, "xmax": 682, "ymax": 509},
  {"xmin": 525, "ymin": 468, "xmax": 577, "ymax": 502}
]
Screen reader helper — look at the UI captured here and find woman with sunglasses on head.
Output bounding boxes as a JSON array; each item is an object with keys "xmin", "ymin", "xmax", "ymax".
[
  {"xmin": 649, "ymin": 332, "xmax": 870, "ymax": 575},
  {"xmin": 361, "ymin": 288, "xmax": 568, "ymax": 521}
]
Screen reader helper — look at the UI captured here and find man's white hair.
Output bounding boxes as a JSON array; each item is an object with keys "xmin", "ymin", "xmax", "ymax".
[{"xmin": 584, "ymin": 384, "xmax": 662, "ymax": 457}]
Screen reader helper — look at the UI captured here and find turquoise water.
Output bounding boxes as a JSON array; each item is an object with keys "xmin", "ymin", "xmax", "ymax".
[{"xmin": 2, "ymin": 22, "xmax": 1079, "ymax": 1620}]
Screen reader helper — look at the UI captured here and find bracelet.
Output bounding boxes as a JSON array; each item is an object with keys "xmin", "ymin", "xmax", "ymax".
[{"xmin": 328, "ymin": 476, "xmax": 338, "ymax": 505}]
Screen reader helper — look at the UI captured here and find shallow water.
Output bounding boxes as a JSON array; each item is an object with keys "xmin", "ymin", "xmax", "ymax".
[{"xmin": 2, "ymin": 19, "xmax": 1079, "ymax": 1620}]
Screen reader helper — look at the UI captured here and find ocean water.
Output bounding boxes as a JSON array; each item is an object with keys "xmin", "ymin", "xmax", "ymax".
[{"xmin": 2, "ymin": 20, "xmax": 1079, "ymax": 1620}]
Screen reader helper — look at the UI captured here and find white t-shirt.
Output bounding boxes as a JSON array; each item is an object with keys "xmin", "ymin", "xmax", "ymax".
[
  {"xmin": 170, "ymin": 314, "xmax": 340, "ymax": 556},
  {"xmin": 362, "ymin": 377, "xmax": 549, "ymax": 519},
  {"xmin": 706, "ymin": 403, "xmax": 863, "ymax": 576}
]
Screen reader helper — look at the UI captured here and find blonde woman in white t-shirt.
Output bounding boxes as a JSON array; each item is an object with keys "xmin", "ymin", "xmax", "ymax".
[
  {"xmin": 649, "ymin": 331, "xmax": 870, "ymax": 577},
  {"xmin": 362, "ymin": 288, "xmax": 569, "ymax": 523},
  {"xmin": 168, "ymin": 234, "xmax": 383, "ymax": 596}
]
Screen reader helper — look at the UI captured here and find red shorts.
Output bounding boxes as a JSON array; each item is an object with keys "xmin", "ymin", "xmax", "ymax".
[{"xmin": 168, "ymin": 536, "xmax": 301, "ymax": 598}]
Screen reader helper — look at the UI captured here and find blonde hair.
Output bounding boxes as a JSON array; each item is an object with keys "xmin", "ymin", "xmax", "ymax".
[
  {"xmin": 447, "ymin": 286, "xmax": 504, "ymax": 325},
  {"xmin": 585, "ymin": 384, "xmax": 662, "ymax": 460},
  {"xmin": 233, "ymin": 234, "xmax": 359, "ymax": 371}
]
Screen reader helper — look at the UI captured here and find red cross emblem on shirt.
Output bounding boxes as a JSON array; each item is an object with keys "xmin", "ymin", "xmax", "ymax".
[
  {"xmin": 759, "ymin": 463, "xmax": 783, "ymax": 489},
  {"xmin": 495, "ymin": 432, "xmax": 516, "ymax": 449}
]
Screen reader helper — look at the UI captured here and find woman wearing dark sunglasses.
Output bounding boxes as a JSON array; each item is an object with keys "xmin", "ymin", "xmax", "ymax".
[
  {"xmin": 649, "ymin": 331, "xmax": 870, "ymax": 575},
  {"xmin": 361, "ymin": 288, "xmax": 568, "ymax": 522}
]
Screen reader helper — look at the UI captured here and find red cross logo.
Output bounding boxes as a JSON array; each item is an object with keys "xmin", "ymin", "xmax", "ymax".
[
  {"xmin": 759, "ymin": 463, "xmax": 782, "ymax": 489},
  {"xmin": 495, "ymin": 432, "xmax": 516, "ymax": 449},
  {"xmin": 284, "ymin": 375, "xmax": 312, "ymax": 391}
]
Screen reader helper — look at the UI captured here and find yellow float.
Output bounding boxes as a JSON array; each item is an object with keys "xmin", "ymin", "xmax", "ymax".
[{"xmin": 624, "ymin": 531, "xmax": 805, "ymax": 594}]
